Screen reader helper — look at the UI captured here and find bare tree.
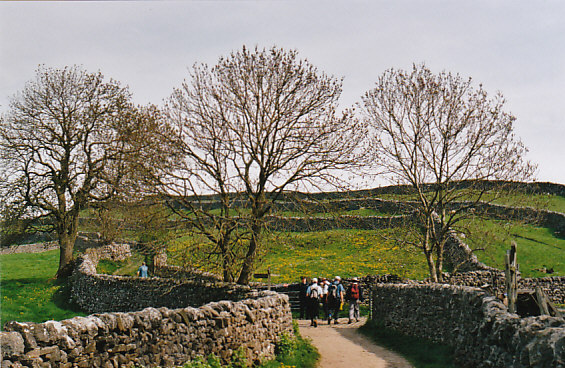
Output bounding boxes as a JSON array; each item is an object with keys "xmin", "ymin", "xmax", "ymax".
[
  {"xmin": 360, "ymin": 64, "xmax": 535, "ymax": 282},
  {"xmin": 0, "ymin": 66, "xmax": 160, "ymax": 278},
  {"xmin": 161, "ymin": 46, "xmax": 365, "ymax": 284}
]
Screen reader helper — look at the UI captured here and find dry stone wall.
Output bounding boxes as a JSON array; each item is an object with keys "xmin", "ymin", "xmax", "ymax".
[
  {"xmin": 444, "ymin": 270, "xmax": 565, "ymax": 305},
  {"xmin": 71, "ymin": 254, "xmax": 263, "ymax": 314},
  {"xmin": 370, "ymin": 283, "xmax": 565, "ymax": 368},
  {"xmin": 265, "ymin": 214, "xmax": 408, "ymax": 232},
  {"xmin": 1, "ymin": 293, "xmax": 292, "ymax": 368}
]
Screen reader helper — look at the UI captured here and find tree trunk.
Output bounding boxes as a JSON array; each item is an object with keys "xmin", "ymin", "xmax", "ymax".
[
  {"xmin": 56, "ymin": 231, "xmax": 77, "ymax": 278},
  {"xmin": 55, "ymin": 215, "xmax": 79, "ymax": 279},
  {"xmin": 221, "ymin": 241, "xmax": 234, "ymax": 283},
  {"xmin": 237, "ymin": 222, "xmax": 261, "ymax": 285},
  {"xmin": 435, "ymin": 241, "xmax": 445, "ymax": 283},
  {"xmin": 422, "ymin": 224, "xmax": 438, "ymax": 282},
  {"xmin": 425, "ymin": 250, "xmax": 438, "ymax": 282}
]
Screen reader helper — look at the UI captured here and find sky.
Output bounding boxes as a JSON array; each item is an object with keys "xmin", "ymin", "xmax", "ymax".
[{"xmin": 1, "ymin": 1, "xmax": 564, "ymax": 185}]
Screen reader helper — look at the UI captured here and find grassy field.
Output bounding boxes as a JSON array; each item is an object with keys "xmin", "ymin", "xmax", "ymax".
[
  {"xmin": 461, "ymin": 218, "xmax": 565, "ymax": 278},
  {"xmin": 256, "ymin": 229, "xmax": 428, "ymax": 283},
  {"xmin": 165, "ymin": 228, "xmax": 430, "ymax": 283},
  {"xmin": 0, "ymin": 249, "xmax": 87, "ymax": 328},
  {"xmin": 165, "ymin": 217, "xmax": 565, "ymax": 283}
]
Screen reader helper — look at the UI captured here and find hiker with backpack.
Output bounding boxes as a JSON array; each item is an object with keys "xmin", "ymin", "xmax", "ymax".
[
  {"xmin": 327, "ymin": 276, "xmax": 345, "ymax": 324},
  {"xmin": 306, "ymin": 277, "xmax": 323, "ymax": 327},
  {"xmin": 346, "ymin": 277, "xmax": 364, "ymax": 324}
]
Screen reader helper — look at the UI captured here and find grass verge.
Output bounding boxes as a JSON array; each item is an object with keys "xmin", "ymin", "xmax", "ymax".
[
  {"xmin": 359, "ymin": 319, "xmax": 456, "ymax": 368},
  {"xmin": 258, "ymin": 321, "xmax": 319, "ymax": 368}
]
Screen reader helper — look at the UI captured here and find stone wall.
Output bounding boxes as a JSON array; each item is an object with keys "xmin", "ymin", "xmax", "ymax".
[
  {"xmin": 265, "ymin": 214, "xmax": 408, "ymax": 232},
  {"xmin": 444, "ymin": 270, "xmax": 565, "ymax": 305},
  {"xmin": 0, "ymin": 241, "xmax": 58, "ymax": 255},
  {"xmin": 442, "ymin": 230, "xmax": 498, "ymax": 272},
  {"xmin": 71, "ymin": 254, "xmax": 262, "ymax": 314},
  {"xmin": 1, "ymin": 293, "xmax": 292, "ymax": 368},
  {"xmin": 370, "ymin": 283, "xmax": 565, "ymax": 368},
  {"xmin": 83, "ymin": 243, "xmax": 132, "ymax": 265}
]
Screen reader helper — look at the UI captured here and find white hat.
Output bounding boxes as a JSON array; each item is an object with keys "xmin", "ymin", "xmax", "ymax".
[
  {"xmin": 352, "ymin": 277, "xmax": 359, "ymax": 282},
  {"xmin": 312, "ymin": 277, "xmax": 318, "ymax": 283},
  {"xmin": 335, "ymin": 276, "xmax": 341, "ymax": 281}
]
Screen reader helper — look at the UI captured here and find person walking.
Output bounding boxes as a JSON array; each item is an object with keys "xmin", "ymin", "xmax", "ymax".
[
  {"xmin": 298, "ymin": 276, "xmax": 309, "ymax": 319},
  {"xmin": 137, "ymin": 262, "xmax": 149, "ymax": 278},
  {"xmin": 327, "ymin": 276, "xmax": 345, "ymax": 324},
  {"xmin": 320, "ymin": 277, "xmax": 329, "ymax": 320},
  {"xmin": 306, "ymin": 277, "xmax": 323, "ymax": 327},
  {"xmin": 346, "ymin": 277, "xmax": 363, "ymax": 323}
]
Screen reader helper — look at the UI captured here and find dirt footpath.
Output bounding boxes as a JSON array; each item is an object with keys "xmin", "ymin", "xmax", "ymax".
[{"xmin": 298, "ymin": 317, "xmax": 413, "ymax": 368}]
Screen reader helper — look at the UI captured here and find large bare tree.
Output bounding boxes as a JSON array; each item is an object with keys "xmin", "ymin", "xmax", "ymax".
[
  {"xmin": 161, "ymin": 46, "xmax": 365, "ymax": 284},
  {"xmin": 0, "ymin": 66, "xmax": 160, "ymax": 278},
  {"xmin": 360, "ymin": 64, "xmax": 535, "ymax": 282}
]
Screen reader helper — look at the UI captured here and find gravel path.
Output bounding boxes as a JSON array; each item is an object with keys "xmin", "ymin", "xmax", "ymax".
[{"xmin": 298, "ymin": 317, "xmax": 413, "ymax": 368}]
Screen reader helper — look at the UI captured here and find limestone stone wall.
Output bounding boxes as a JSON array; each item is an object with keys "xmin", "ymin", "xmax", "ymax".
[
  {"xmin": 444, "ymin": 270, "xmax": 565, "ymax": 305},
  {"xmin": 265, "ymin": 214, "xmax": 408, "ymax": 232},
  {"xmin": 1, "ymin": 293, "xmax": 292, "ymax": 368},
  {"xmin": 370, "ymin": 283, "xmax": 565, "ymax": 368},
  {"xmin": 442, "ymin": 230, "xmax": 498, "ymax": 273},
  {"xmin": 70, "ymin": 255, "xmax": 261, "ymax": 314}
]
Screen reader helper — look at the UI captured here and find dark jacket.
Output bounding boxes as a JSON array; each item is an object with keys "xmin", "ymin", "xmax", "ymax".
[{"xmin": 299, "ymin": 282, "xmax": 309, "ymax": 301}]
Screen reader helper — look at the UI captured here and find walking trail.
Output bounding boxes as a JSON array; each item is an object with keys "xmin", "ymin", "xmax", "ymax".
[{"xmin": 297, "ymin": 317, "xmax": 413, "ymax": 368}]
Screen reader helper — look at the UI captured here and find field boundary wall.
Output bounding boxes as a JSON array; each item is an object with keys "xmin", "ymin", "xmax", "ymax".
[{"xmin": 371, "ymin": 283, "xmax": 565, "ymax": 368}]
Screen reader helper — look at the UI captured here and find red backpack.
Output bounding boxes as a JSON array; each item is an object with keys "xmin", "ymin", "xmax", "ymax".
[{"xmin": 350, "ymin": 283, "xmax": 360, "ymax": 300}]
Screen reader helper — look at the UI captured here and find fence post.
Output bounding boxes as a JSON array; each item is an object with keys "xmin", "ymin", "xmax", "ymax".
[
  {"xmin": 369, "ymin": 286, "xmax": 373, "ymax": 320},
  {"xmin": 505, "ymin": 241, "xmax": 518, "ymax": 314}
]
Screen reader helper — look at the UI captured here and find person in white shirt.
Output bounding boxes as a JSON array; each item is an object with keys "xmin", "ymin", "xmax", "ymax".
[
  {"xmin": 306, "ymin": 278, "xmax": 323, "ymax": 327},
  {"xmin": 320, "ymin": 277, "xmax": 330, "ymax": 320}
]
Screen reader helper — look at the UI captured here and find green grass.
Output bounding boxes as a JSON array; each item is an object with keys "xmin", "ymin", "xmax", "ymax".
[
  {"xmin": 258, "ymin": 322, "xmax": 319, "ymax": 368},
  {"xmin": 165, "ymin": 216, "xmax": 565, "ymax": 284},
  {"xmin": 165, "ymin": 228, "xmax": 430, "ymax": 283},
  {"xmin": 257, "ymin": 229, "xmax": 429, "ymax": 283},
  {"xmin": 461, "ymin": 218, "xmax": 565, "ymax": 277},
  {"xmin": 96, "ymin": 252, "xmax": 146, "ymax": 276},
  {"xmin": 0, "ymin": 250, "xmax": 87, "ymax": 328},
  {"xmin": 360, "ymin": 319, "xmax": 456, "ymax": 368},
  {"xmin": 491, "ymin": 193, "xmax": 565, "ymax": 213}
]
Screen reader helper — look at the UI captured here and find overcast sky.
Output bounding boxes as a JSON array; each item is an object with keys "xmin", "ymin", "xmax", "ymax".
[{"xmin": 1, "ymin": 1, "xmax": 564, "ymax": 185}]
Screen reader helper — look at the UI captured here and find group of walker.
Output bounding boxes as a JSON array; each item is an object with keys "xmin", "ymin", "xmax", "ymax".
[{"xmin": 298, "ymin": 275, "xmax": 363, "ymax": 327}]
